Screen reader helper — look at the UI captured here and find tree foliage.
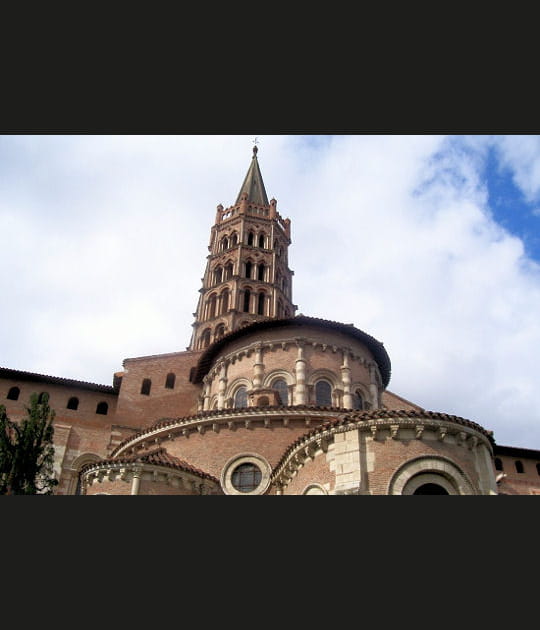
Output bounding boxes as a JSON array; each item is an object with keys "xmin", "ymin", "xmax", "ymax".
[{"xmin": 0, "ymin": 392, "xmax": 58, "ymax": 495}]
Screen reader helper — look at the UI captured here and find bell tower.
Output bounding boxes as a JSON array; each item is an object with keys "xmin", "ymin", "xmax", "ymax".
[{"xmin": 189, "ymin": 145, "xmax": 296, "ymax": 350}]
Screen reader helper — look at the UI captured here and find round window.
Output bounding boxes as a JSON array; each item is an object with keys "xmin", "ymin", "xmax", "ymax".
[
  {"xmin": 231, "ymin": 463, "xmax": 262, "ymax": 493},
  {"xmin": 221, "ymin": 454, "xmax": 272, "ymax": 495}
]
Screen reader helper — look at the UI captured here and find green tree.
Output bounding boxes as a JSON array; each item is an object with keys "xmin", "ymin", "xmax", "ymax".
[{"xmin": 0, "ymin": 392, "xmax": 58, "ymax": 495}]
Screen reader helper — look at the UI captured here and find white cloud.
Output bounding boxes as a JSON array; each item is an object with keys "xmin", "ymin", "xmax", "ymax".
[{"xmin": 1, "ymin": 134, "xmax": 540, "ymax": 450}]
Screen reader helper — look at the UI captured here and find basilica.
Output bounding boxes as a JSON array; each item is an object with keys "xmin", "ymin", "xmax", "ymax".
[{"xmin": 2, "ymin": 147, "xmax": 539, "ymax": 495}]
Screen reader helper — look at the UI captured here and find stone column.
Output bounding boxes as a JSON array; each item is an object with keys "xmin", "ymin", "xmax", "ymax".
[
  {"xmin": 294, "ymin": 340, "xmax": 307, "ymax": 405},
  {"xmin": 202, "ymin": 377, "xmax": 211, "ymax": 411},
  {"xmin": 253, "ymin": 345, "xmax": 265, "ymax": 389},
  {"xmin": 131, "ymin": 467, "xmax": 142, "ymax": 495},
  {"xmin": 217, "ymin": 361, "xmax": 228, "ymax": 409},
  {"xmin": 369, "ymin": 364, "xmax": 379, "ymax": 409},
  {"xmin": 341, "ymin": 351, "xmax": 353, "ymax": 409}
]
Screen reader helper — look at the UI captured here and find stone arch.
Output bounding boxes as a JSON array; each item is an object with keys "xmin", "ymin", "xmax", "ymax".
[
  {"xmin": 227, "ymin": 378, "xmax": 252, "ymax": 409},
  {"xmin": 350, "ymin": 382, "xmax": 370, "ymax": 410},
  {"xmin": 307, "ymin": 368, "xmax": 340, "ymax": 406},
  {"xmin": 388, "ymin": 456, "xmax": 477, "ymax": 496},
  {"xmin": 263, "ymin": 369, "xmax": 295, "ymax": 388},
  {"xmin": 68, "ymin": 452, "xmax": 103, "ymax": 495},
  {"xmin": 303, "ymin": 484, "xmax": 328, "ymax": 495}
]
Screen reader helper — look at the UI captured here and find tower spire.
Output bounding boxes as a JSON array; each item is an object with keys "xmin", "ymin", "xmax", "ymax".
[
  {"xmin": 189, "ymin": 146, "xmax": 296, "ymax": 351},
  {"xmin": 235, "ymin": 142, "xmax": 269, "ymax": 206}
]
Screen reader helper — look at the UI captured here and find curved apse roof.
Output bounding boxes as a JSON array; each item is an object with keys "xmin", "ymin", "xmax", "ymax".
[{"xmin": 190, "ymin": 315, "xmax": 391, "ymax": 388}]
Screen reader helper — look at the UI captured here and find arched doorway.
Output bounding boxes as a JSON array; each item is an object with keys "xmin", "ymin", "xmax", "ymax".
[{"xmin": 412, "ymin": 483, "xmax": 449, "ymax": 495}]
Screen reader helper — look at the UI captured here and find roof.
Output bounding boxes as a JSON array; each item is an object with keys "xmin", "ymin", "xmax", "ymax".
[
  {"xmin": 81, "ymin": 447, "xmax": 219, "ymax": 482},
  {"xmin": 190, "ymin": 314, "xmax": 392, "ymax": 387},
  {"xmin": 493, "ymin": 444, "xmax": 540, "ymax": 459},
  {"xmin": 0, "ymin": 366, "xmax": 117, "ymax": 394},
  {"xmin": 235, "ymin": 145, "xmax": 269, "ymax": 206}
]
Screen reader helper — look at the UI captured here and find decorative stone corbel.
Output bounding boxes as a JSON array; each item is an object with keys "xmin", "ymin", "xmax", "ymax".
[
  {"xmin": 415, "ymin": 425, "xmax": 424, "ymax": 440},
  {"xmin": 389, "ymin": 424, "xmax": 400, "ymax": 439},
  {"xmin": 468, "ymin": 435, "xmax": 478, "ymax": 450},
  {"xmin": 212, "ymin": 423, "xmax": 220, "ymax": 433},
  {"xmin": 264, "ymin": 418, "xmax": 271, "ymax": 428},
  {"xmin": 437, "ymin": 425, "xmax": 447, "ymax": 441},
  {"xmin": 245, "ymin": 419, "xmax": 251, "ymax": 429},
  {"xmin": 228, "ymin": 421, "xmax": 236, "ymax": 430},
  {"xmin": 197, "ymin": 424, "xmax": 206, "ymax": 435},
  {"xmin": 370, "ymin": 425, "xmax": 378, "ymax": 440},
  {"xmin": 457, "ymin": 431, "xmax": 467, "ymax": 446}
]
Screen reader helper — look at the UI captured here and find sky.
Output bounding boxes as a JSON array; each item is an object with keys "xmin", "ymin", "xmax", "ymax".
[{"xmin": 1, "ymin": 134, "xmax": 540, "ymax": 450}]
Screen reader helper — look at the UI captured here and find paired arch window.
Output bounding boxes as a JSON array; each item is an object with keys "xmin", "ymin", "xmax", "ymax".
[
  {"xmin": 315, "ymin": 380, "xmax": 332, "ymax": 406},
  {"xmin": 165, "ymin": 373, "xmax": 176, "ymax": 389},
  {"xmin": 245, "ymin": 261, "xmax": 253, "ymax": 279},
  {"xmin": 96, "ymin": 402, "xmax": 108, "ymax": 415},
  {"xmin": 257, "ymin": 263, "xmax": 265, "ymax": 281},
  {"xmin": 7, "ymin": 386, "xmax": 20, "ymax": 400},
  {"xmin": 234, "ymin": 386, "xmax": 248, "ymax": 409},
  {"xmin": 200, "ymin": 328, "xmax": 211, "ymax": 348},
  {"xmin": 220, "ymin": 236, "xmax": 229, "ymax": 251},
  {"xmin": 224, "ymin": 263, "xmax": 234, "ymax": 280},
  {"xmin": 243, "ymin": 289, "xmax": 251, "ymax": 313},
  {"xmin": 247, "ymin": 231, "xmax": 255, "ymax": 246},
  {"xmin": 67, "ymin": 396, "xmax": 79, "ymax": 410},
  {"xmin": 258, "ymin": 234, "xmax": 266, "ymax": 248},
  {"xmin": 230, "ymin": 233, "xmax": 238, "ymax": 247},
  {"xmin": 214, "ymin": 267, "xmax": 223, "ymax": 285},
  {"xmin": 272, "ymin": 379, "xmax": 288, "ymax": 405},
  {"xmin": 141, "ymin": 379, "xmax": 151, "ymax": 396},
  {"xmin": 221, "ymin": 289, "xmax": 230, "ymax": 314},
  {"xmin": 208, "ymin": 294, "xmax": 217, "ymax": 319},
  {"xmin": 215, "ymin": 323, "xmax": 226, "ymax": 339},
  {"xmin": 257, "ymin": 292, "xmax": 266, "ymax": 315}
]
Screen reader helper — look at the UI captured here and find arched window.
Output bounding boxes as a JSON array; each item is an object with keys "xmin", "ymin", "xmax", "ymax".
[
  {"xmin": 200, "ymin": 329, "xmax": 211, "ymax": 348},
  {"xmin": 258, "ymin": 263, "xmax": 265, "ymax": 281},
  {"xmin": 234, "ymin": 386, "xmax": 248, "ymax": 409},
  {"xmin": 165, "ymin": 373, "xmax": 176, "ymax": 389},
  {"xmin": 208, "ymin": 294, "xmax": 217, "ymax": 320},
  {"xmin": 315, "ymin": 380, "xmax": 332, "ymax": 406},
  {"xmin": 257, "ymin": 292, "xmax": 266, "ymax": 315},
  {"xmin": 96, "ymin": 402, "xmax": 108, "ymax": 415},
  {"xmin": 230, "ymin": 233, "xmax": 238, "ymax": 247},
  {"xmin": 37, "ymin": 392, "xmax": 49, "ymax": 404},
  {"xmin": 225, "ymin": 263, "xmax": 234, "ymax": 280},
  {"xmin": 221, "ymin": 289, "xmax": 230, "ymax": 314},
  {"xmin": 140, "ymin": 379, "xmax": 151, "ymax": 396},
  {"xmin": 215, "ymin": 323, "xmax": 225, "ymax": 339},
  {"xmin": 245, "ymin": 261, "xmax": 253, "ymax": 279},
  {"xmin": 352, "ymin": 390, "xmax": 363, "ymax": 410},
  {"xmin": 247, "ymin": 231, "xmax": 255, "ymax": 246},
  {"xmin": 258, "ymin": 233, "xmax": 266, "ymax": 248},
  {"xmin": 494, "ymin": 458, "xmax": 503, "ymax": 471},
  {"xmin": 536, "ymin": 463, "xmax": 540, "ymax": 476},
  {"xmin": 7, "ymin": 386, "xmax": 20, "ymax": 400},
  {"xmin": 221, "ymin": 236, "xmax": 229, "ymax": 251},
  {"xmin": 243, "ymin": 289, "xmax": 251, "ymax": 313},
  {"xmin": 272, "ymin": 379, "xmax": 288, "ymax": 405},
  {"xmin": 214, "ymin": 267, "xmax": 223, "ymax": 285},
  {"xmin": 67, "ymin": 396, "xmax": 79, "ymax": 410},
  {"xmin": 515, "ymin": 460, "xmax": 524, "ymax": 473}
]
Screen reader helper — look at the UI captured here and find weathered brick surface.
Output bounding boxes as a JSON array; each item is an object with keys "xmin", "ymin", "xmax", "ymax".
[
  {"xmin": 161, "ymin": 420, "xmax": 316, "ymax": 483},
  {"xmin": 282, "ymin": 451, "xmax": 336, "ymax": 495}
]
